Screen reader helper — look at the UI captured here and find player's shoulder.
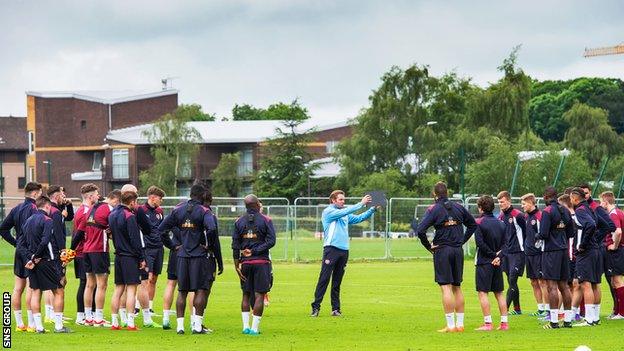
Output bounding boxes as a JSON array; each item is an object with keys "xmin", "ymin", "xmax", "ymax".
[
  {"xmin": 476, "ymin": 216, "xmax": 485, "ymax": 225},
  {"xmin": 511, "ymin": 208, "xmax": 522, "ymax": 217},
  {"xmin": 260, "ymin": 213, "xmax": 273, "ymax": 222}
]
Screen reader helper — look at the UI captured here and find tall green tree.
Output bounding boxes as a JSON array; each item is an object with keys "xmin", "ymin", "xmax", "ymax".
[
  {"xmin": 255, "ymin": 120, "xmax": 317, "ymax": 200},
  {"xmin": 564, "ymin": 102, "xmax": 622, "ymax": 168},
  {"xmin": 211, "ymin": 153, "xmax": 242, "ymax": 197},
  {"xmin": 232, "ymin": 100, "xmax": 309, "ymax": 121},
  {"xmin": 175, "ymin": 103, "xmax": 216, "ymax": 121},
  {"xmin": 139, "ymin": 106, "xmax": 201, "ymax": 195}
]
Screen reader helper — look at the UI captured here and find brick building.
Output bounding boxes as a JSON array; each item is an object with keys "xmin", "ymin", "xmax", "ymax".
[
  {"xmin": 0, "ymin": 116, "xmax": 28, "ymax": 216},
  {"xmin": 25, "ymin": 90, "xmax": 178, "ymax": 195},
  {"xmin": 106, "ymin": 120, "xmax": 352, "ymax": 195}
]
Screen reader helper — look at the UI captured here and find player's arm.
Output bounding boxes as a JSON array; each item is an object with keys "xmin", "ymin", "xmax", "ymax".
[
  {"xmin": 212, "ymin": 217, "xmax": 223, "ymax": 274},
  {"xmin": 515, "ymin": 213, "xmax": 527, "ymax": 241},
  {"xmin": 70, "ymin": 230, "xmax": 85, "ymax": 250},
  {"xmin": 347, "ymin": 207, "xmax": 376, "ymax": 224},
  {"xmin": 0, "ymin": 208, "xmax": 18, "ymax": 247},
  {"xmin": 64, "ymin": 202, "xmax": 75, "ymax": 222},
  {"xmin": 596, "ymin": 206, "xmax": 615, "ymax": 242},
  {"xmin": 135, "ymin": 207, "xmax": 152, "ymax": 237},
  {"xmin": 204, "ymin": 213, "xmax": 223, "ymax": 273},
  {"xmin": 462, "ymin": 207, "xmax": 478, "ymax": 242},
  {"xmin": 324, "ymin": 203, "xmax": 365, "ymax": 222},
  {"xmin": 474, "ymin": 226, "xmax": 496, "ymax": 258},
  {"xmin": 578, "ymin": 209, "xmax": 596, "ymax": 251},
  {"xmin": 157, "ymin": 213, "xmax": 178, "ymax": 250},
  {"xmin": 127, "ymin": 215, "xmax": 145, "ymax": 261},
  {"xmin": 536, "ymin": 210, "xmax": 550, "ymax": 240},
  {"xmin": 231, "ymin": 220, "xmax": 242, "ymax": 260},
  {"xmin": 250, "ymin": 219, "xmax": 276, "ymax": 255},
  {"xmin": 415, "ymin": 208, "xmax": 436, "ymax": 252}
]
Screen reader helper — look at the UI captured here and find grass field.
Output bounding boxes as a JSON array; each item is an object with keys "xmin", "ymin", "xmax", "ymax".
[{"xmin": 2, "ymin": 240, "xmax": 620, "ymax": 351}]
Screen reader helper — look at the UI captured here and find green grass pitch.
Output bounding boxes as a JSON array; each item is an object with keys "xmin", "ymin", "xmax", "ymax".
[{"xmin": 2, "ymin": 238, "xmax": 620, "ymax": 350}]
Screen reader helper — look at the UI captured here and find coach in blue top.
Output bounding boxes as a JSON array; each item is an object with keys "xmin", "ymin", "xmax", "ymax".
[
  {"xmin": 310, "ymin": 190, "xmax": 375, "ymax": 317},
  {"xmin": 415, "ymin": 181, "xmax": 477, "ymax": 333}
]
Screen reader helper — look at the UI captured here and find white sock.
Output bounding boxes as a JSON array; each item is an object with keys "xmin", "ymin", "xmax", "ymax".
[
  {"xmin": 163, "ymin": 310, "xmax": 170, "ymax": 324},
  {"xmin": 484, "ymin": 315, "xmax": 492, "ymax": 324},
  {"xmin": 191, "ymin": 312, "xmax": 196, "ymax": 329},
  {"xmin": 45, "ymin": 304, "xmax": 53, "ymax": 319},
  {"xmin": 251, "ymin": 314, "xmax": 261, "ymax": 333},
  {"xmin": 76, "ymin": 312, "xmax": 85, "ymax": 322},
  {"xmin": 34, "ymin": 313, "xmax": 43, "ymax": 331},
  {"xmin": 55, "ymin": 312, "xmax": 63, "ymax": 331},
  {"xmin": 177, "ymin": 317, "xmax": 185, "ymax": 332},
  {"xmin": 127, "ymin": 313, "xmax": 135, "ymax": 328},
  {"xmin": 550, "ymin": 309, "xmax": 559, "ymax": 323},
  {"xmin": 455, "ymin": 313, "xmax": 464, "ymax": 327},
  {"xmin": 95, "ymin": 309, "xmax": 103, "ymax": 322},
  {"xmin": 595, "ymin": 304, "xmax": 601, "ymax": 320},
  {"xmin": 149, "ymin": 300, "xmax": 154, "ymax": 310},
  {"xmin": 27, "ymin": 310, "xmax": 34, "ymax": 328},
  {"xmin": 85, "ymin": 309, "xmax": 93, "ymax": 321},
  {"xmin": 194, "ymin": 315, "xmax": 203, "ymax": 332},
  {"xmin": 112, "ymin": 314, "xmax": 119, "ymax": 327},
  {"xmin": 242, "ymin": 311, "xmax": 250, "ymax": 330},
  {"xmin": 564, "ymin": 309, "xmax": 573, "ymax": 323},
  {"xmin": 445, "ymin": 313, "xmax": 455, "ymax": 328},
  {"xmin": 143, "ymin": 309, "xmax": 153, "ymax": 324},
  {"xmin": 135, "ymin": 299, "xmax": 141, "ymax": 310},
  {"xmin": 538, "ymin": 303, "xmax": 544, "ymax": 311},
  {"xmin": 501, "ymin": 315, "xmax": 508, "ymax": 323},
  {"xmin": 572, "ymin": 306, "xmax": 580, "ymax": 315},
  {"xmin": 585, "ymin": 304, "xmax": 594, "ymax": 323},
  {"xmin": 14, "ymin": 310, "xmax": 24, "ymax": 328},
  {"xmin": 119, "ymin": 308, "xmax": 127, "ymax": 323}
]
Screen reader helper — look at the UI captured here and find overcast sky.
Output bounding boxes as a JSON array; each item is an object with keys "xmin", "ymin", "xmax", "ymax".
[{"xmin": 1, "ymin": 0, "xmax": 623, "ymax": 123}]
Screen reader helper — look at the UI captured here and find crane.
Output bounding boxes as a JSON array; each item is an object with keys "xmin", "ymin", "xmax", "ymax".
[{"xmin": 584, "ymin": 43, "xmax": 624, "ymax": 57}]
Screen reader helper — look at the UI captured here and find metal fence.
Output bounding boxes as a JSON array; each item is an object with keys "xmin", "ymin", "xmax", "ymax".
[{"xmin": 2, "ymin": 194, "xmax": 623, "ymax": 264}]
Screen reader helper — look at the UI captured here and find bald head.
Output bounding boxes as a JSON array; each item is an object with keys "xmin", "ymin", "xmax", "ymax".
[{"xmin": 244, "ymin": 194, "xmax": 260, "ymax": 211}]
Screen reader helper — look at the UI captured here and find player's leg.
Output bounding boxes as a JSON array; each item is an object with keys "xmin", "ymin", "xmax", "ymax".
[
  {"xmin": 75, "ymin": 277, "xmax": 86, "ymax": 324},
  {"xmin": 176, "ymin": 290, "xmax": 188, "ymax": 333},
  {"xmin": 578, "ymin": 281, "xmax": 595, "ymax": 325},
  {"xmin": 248, "ymin": 263, "xmax": 271, "ymax": 335},
  {"xmin": 612, "ymin": 275, "xmax": 624, "ymax": 317},
  {"xmin": 476, "ymin": 291, "xmax": 492, "ymax": 330},
  {"xmin": 329, "ymin": 250, "xmax": 348, "ymax": 314},
  {"xmin": 25, "ymin": 285, "xmax": 34, "ymax": 330},
  {"xmin": 30, "ymin": 289, "xmax": 44, "ymax": 332},
  {"xmin": 148, "ymin": 272, "xmax": 158, "ymax": 312},
  {"xmin": 311, "ymin": 247, "xmax": 336, "ymax": 315},
  {"xmin": 125, "ymin": 284, "xmax": 138, "ymax": 330},
  {"xmin": 440, "ymin": 284, "xmax": 456, "ymax": 331},
  {"xmin": 592, "ymin": 283, "xmax": 602, "ymax": 323},
  {"xmin": 530, "ymin": 278, "xmax": 543, "ymax": 315},
  {"xmin": 544, "ymin": 280, "xmax": 560, "ymax": 327},
  {"xmin": 138, "ymin": 279, "xmax": 155, "ymax": 326},
  {"xmin": 452, "ymin": 285, "xmax": 465, "ymax": 330},
  {"xmin": 494, "ymin": 291, "xmax": 509, "ymax": 330},
  {"xmin": 539, "ymin": 279, "xmax": 550, "ymax": 317},
  {"xmin": 12, "ymin": 276, "xmax": 26, "ymax": 330},
  {"xmin": 91, "ymin": 273, "xmax": 108, "ymax": 326},
  {"xmin": 44, "ymin": 290, "xmax": 54, "ymax": 323},
  {"xmin": 51, "ymin": 287, "xmax": 68, "ymax": 332},
  {"xmin": 83, "ymin": 272, "xmax": 96, "ymax": 324},
  {"xmin": 191, "ymin": 288, "xmax": 208, "ymax": 333},
  {"xmin": 119, "ymin": 288, "xmax": 127, "ymax": 326},
  {"xmin": 162, "ymin": 279, "xmax": 177, "ymax": 329},
  {"xmin": 506, "ymin": 273, "xmax": 520, "ymax": 314},
  {"xmin": 110, "ymin": 284, "xmax": 124, "ymax": 329}
]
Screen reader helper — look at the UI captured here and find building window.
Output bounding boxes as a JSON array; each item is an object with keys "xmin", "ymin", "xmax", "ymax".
[
  {"xmin": 81, "ymin": 120, "xmax": 87, "ymax": 129},
  {"xmin": 178, "ymin": 154, "xmax": 192, "ymax": 179},
  {"xmin": 177, "ymin": 183, "xmax": 191, "ymax": 197},
  {"xmin": 112, "ymin": 149, "xmax": 129, "ymax": 179},
  {"xmin": 18, "ymin": 177, "xmax": 26, "ymax": 189},
  {"xmin": 325, "ymin": 140, "xmax": 338, "ymax": 154},
  {"xmin": 92, "ymin": 152, "xmax": 103, "ymax": 171},
  {"xmin": 237, "ymin": 148, "xmax": 253, "ymax": 177},
  {"xmin": 28, "ymin": 131, "xmax": 34, "ymax": 154}
]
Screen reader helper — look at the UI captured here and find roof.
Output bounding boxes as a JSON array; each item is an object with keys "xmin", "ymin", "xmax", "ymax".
[
  {"xmin": 106, "ymin": 119, "xmax": 350, "ymax": 145},
  {"xmin": 25, "ymin": 89, "xmax": 178, "ymax": 105},
  {"xmin": 0, "ymin": 116, "xmax": 27, "ymax": 151}
]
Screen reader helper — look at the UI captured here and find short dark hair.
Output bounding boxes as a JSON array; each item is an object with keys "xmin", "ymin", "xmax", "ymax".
[
  {"xmin": 564, "ymin": 187, "xmax": 573, "ymax": 195},
  {"xmin": 190, "ymin": 184, "xmax": 206, "ymax": 201},
  {"xmin": 80, "ymin": 183, "xmax": 99, "ymax": 194},
  {"xmin": 570, "ymin": 187, "xmax": 585, "ymax": 200},
  {"xmin": 329, "ymin": 190, "xmax": 345, "ymax": 203},
  {"xmin": 497, "ymin": 191, "xmax": 511, "ymax": 201},
  {"xmin": 203, "ymin": 189, "xmax": 213, "ymax": 206},
  {"xmin": 543, "ymin": 186, "xmax": 558, "ymax": 201},
  {"xmin": 36, "ymin": 195, "xmax": 51, "ymax": 208},
  {"xmin": 578, "ymin": 183, "xmax": 591, "ymax": 191},
  {"xmin": 24, "ymin": 182, "xmax": 42, "ymax": 194},
  {"xmin": 146, "ymin": 186, "xmax": 166, "ymax": 198},
  {"xmin": 244, "ymin": 194, "xmax": 260, "ymax": 210},
  {"xmin": 107, "ymin": 189, "xmax": 121, "ymax": 200},
  {"xmin": 477, "ymin": 195, "xmax": 495, "ymax": 213},
  {"xmin": 121, "ymin": 191, "xmax": 138, "ymax": 205},
  {"xmin": 433, "ymin": 181, "xmax": 448, "ymax": 198},
  {"xmin": 46, "ymin": 185, "xmax": 64, "ymax": 197}
]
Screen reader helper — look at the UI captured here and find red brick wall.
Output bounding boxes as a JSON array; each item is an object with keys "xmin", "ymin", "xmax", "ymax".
[{"xmin": 111, "ymin": 94, "xmax": 178, "ymax": 129}]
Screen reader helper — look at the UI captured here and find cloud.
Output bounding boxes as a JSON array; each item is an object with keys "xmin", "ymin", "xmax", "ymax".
[{"xmin": 1, "ymin": 0, "xmax": 623, "ymax": 122}]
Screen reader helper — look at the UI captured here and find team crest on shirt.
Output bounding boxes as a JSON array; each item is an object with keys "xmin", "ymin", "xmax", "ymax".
[
  {"xmin": 508, "ymin": 218, "xmax": 513, "ymax": 223},
  {"xmin": 325, "ymin": 259, "xmax": 331, "ymax": 264},
  {"xmin": 531, "ymin": 220, "xmax": 536, "ymax": 225},
  {"xmin": 156, "ymin": 213, "xmax": 163, "ymax": 220}
]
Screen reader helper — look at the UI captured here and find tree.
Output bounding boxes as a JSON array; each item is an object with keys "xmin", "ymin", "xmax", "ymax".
[
  {"xmin": 232, "ymin": 100, "xmax": 310, "ymax": 121},
  {"xmin": 255, "ymin": 120, "xmax": 317, "ymax": 200},
  {"xmin": 564, "ymin": 103, "xmax": 622, "ymax": 168},
  {"xmin": 175, "ymin": 103, "xmax": 216, "ymax": 121},
  {"xmin": 139, "ymin": 107, "xmax": 201, "ymax": 195},
  {"xmin": 210, "ymin": 153, "xmax": 242, "ymax": 197},
  {"xmin": 351, "ymin": 169, "xmax": 413, "ymax": 198}
]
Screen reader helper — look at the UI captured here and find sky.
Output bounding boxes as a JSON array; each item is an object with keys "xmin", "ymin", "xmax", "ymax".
[{"xmin": 1, "ymin": 0, "xmax": 623, "ymax": 123}]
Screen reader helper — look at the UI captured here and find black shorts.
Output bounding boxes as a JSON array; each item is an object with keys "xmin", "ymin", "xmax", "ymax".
[
  {"xmin": 241, "ymin": 262, "xmax": 272, "ymax": 294},
  {"xmin": 14, "ymin": 251, "xmax": 29, "ymax": 279},
  {"xmin": 525, "ymin": 254, "xmax": 542, "ymax": 279},
  {"xmin": 84, "ymin": 252, "xmax": 110, "ymax": 274},
  {"xmin": 114, "ymin": 255, "xmax": 141, "ymax": 285},
  {"xmin": 74, "ymin": 256, "xmax": 86, "ymax": 280},
  {"xmin": 542, "ymin": 250, "xmax": 570, "ymax": 281},
  {"xmin": 145, "ymin": 247, "xmax": 164, "ymax": 276},
  {"xmin": 167, "ymin": 249, "xmax": 178, "ymax": 280},
  {"xmin": 575, "ymin": 249, "xmax": 602, "ymax": 284},
  {"xmin": 177, "ymin": 256, "xmax": 215, "ymax": 292},
  {"xmin": 433, "ymin": 246, "xmax": 463, "ymax": 286},
  {"xmin": 503, "ymin": 252, "xmax": 525, "ymax": 278},
  {"xmin": 605, "ymin": 247, "xmax": 624, "ymax": 276},
  {"xmin": 29, "ymin": 260, "xmax": 62, "ymax": 291},
  {"xmin": 475, "ymin": 264, "xmax": 504, "ymax": 292}
]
